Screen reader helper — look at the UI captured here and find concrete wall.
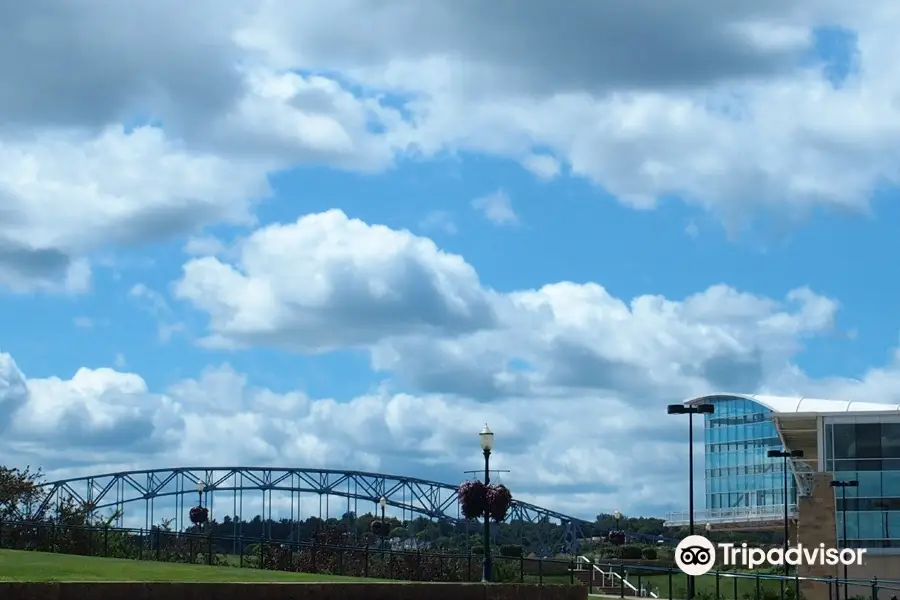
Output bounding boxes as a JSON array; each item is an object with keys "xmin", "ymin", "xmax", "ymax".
[
  {"xmin": 796, "ymin": 472, "xmax": 900, "ymax": 600},
  {"xmin": 797, "ymin": 472, "xmax": 839, "ymax": 600},
  {"xmin": 844, "ymin": 554, "xmax": 900, "ymax": 599},
  {"xmin": 0, "ymin": 582, "xmax": 587, "ymax": 600}
]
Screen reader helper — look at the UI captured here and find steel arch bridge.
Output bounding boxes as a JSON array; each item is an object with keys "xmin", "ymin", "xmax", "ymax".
[{"xmin": 31, "ymin": 467, "xmax": 595, "ymax": 555}]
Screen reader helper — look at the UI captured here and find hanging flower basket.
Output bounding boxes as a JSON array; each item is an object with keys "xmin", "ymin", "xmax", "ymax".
[
  {"xmin": 607, "ymin": 530, "xmax": 625, "ymax": 546},
  {"xmin": 458, "ymin": 480, "xmax": 488, "ymax": 519},
  {"xmin": 370, "ymin": 519, "xmax": 390, "ymax": 536},
  {"xmin": 189, "ymin": 506, "xmax": 209, "ymax": 525},
  {"xmin": 487, "ymin": 484, "xmax": 513, "ymax": 523}
]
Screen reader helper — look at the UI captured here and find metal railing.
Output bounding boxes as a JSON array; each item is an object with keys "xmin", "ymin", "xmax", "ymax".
[
  {"xmin": 576, "ymin": 555, "xmax": 658, "ymax": 597},
  {"xmin": 573, "ymin": 555, "xmax": 900, "ymax": 600},
  {"xmin": 0, "ymin": 520, "xmax": 580, "ymax": 584},
  {"xmin": 664, "ymin": 505, "xmax": 798, "ymax": 526},
  {"xmin": 2, "ymin": 520, "xmax": 900, "ymax": 599}
]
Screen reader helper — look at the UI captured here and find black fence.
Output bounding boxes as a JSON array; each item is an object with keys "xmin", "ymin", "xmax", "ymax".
[
  {"xmin": 0, "ymin": 520, "xmax": 577, "ymax": 584},
  {"xmin": 571, "ymin": 561, "xmax": 900, "ymax": 600},
  {"xmin": 2, "ymin": 520, "xmax": 900, "ymax": 600}
]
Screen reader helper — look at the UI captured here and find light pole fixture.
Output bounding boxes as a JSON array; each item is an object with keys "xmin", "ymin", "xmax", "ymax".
[
  {"xmin": 379, "ymin": 496, "xmax": 387, "ymax": 550},
  {"xmin": 614, "ymin": 510, "xmax": 622, "ymax": 531},
  {"xmin": 480, "ymin": 423, "xmax": 494, "ymax": 583},
  {"xmin": 194, "ymin": 481, "xmax": 206, "ymax": 533},
  {"xmin": 768, "ymin": 448, "xmax": 804, "ymax": 575},
  {"xmin": 831, "ymin": 479, "xmax": 858, "ymax": 600},
  {"xmin": 667, "ymin": 402, "xmax": 714, "ymax": 600}
]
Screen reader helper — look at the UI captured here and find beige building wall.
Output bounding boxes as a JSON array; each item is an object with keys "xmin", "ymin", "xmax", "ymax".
[
  {"xmin": 845, "ymin": 555, "xmax": 900, "ymax": 599},
  {"xmin": 796, "ymin": 472, "xmax": 900, "ymax": 600},
  {"xmin": 797, "ymin": 472, "xmax": 839, "ymax": 600}
]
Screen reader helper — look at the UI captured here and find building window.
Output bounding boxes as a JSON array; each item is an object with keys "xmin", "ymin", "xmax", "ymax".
[
  {"xmin": 827, "ymin": 418, "xmax": 900, "ymax": 547},
  {"xmin": 703, "ymin": 395, "xmax": 794, "ymax": 512}
]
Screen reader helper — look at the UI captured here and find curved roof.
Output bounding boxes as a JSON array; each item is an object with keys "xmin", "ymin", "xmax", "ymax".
[{"xmin": 684, "ymin": 393, "xmax": 900, "ymax": 414}]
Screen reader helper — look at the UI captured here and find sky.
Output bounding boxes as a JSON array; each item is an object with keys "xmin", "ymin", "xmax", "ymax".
[{"xmin": 2, "ymin": 0, "xmax": 900, "ymax": 523}]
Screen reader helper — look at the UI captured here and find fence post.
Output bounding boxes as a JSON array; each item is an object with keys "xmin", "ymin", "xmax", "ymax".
[
  {"xmin": 519, "ymin": 552, "xmax": 525, "ymax": 583},
  {"xmin": 716, "ymin": 570, "xmax": 721, "ymax": 600},
  {"xmin": 588, "ymin": 561, "xmax": 593, "ymax": 595},
  {"xmin": 538, "ymin": 556, "xmax": 543, "ymax": 585},
  {"xmin": 570, "ymin": 559, "xmax": 575, "ymax": 585},
  {"xmin": 104, "ymin": 525, "xmax": 109, "ymax": 557},
  {"xmin": 155, "ymin": 529, "xmax": 160, "ymax": 561},
  {"xmin": 620, "ymin": 565, "xmax": 625, "ymax": 598},
  {"xmin": 207, "ymin": 533, "xmax": 213, "ymax": 565},
  {"xmin": 668, "ymin": 568, "xmax": 674, "ymax": 600},
  {"xmin": 258, "ymin": 539, "xmax": 264, "ymax": 569},
  {"xmin": 364, "ymin": 545, "xmax": 369, "ymax": 578},
  {"xmin": 756, "ymin": 572, "xmax": 762, "ymax": 600},
  {"xmin": 870, "ymin": 577, "xmax": 878, "ymax": 600}
]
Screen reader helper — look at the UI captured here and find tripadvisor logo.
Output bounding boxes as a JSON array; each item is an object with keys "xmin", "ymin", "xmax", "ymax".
[{"xmin": 675, "ymin": 535, "xmax": 866, "ymax": 576}]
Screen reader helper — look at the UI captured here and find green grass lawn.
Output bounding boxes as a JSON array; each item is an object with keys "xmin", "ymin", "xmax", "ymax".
[{"xmin": 0, "ymin": 550, "xmax": 367, "ymax": 582}]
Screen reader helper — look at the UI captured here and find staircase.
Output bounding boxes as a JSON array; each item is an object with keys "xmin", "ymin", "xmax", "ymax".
[{"xmin": 572, "ymin": 556, "xmax": 658, "ymax": 598}]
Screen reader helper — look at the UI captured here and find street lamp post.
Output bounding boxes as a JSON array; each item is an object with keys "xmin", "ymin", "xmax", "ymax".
[
  {"xmin": 614, "ymin": 510, "xmax": 622, "ymax": 531},
  {"xmin": 768, "ymin": 448, "xmax": 804, "ymax": 575},
  {"xmin": 480, "ymin": 424, "xmax": 494, "ymax": 583},
  {"xmin": 379, "ymin": 496, "xmax": 387, "ymax": 550},
  {"xmin": 830, "ymin": 479, "xmax": 858, "ymax": 600},
  {"xmin": 196, "ymin": 481, "xmax": 205, "ymax": 532},
  {"xmin": 667, "ymin": 402, "xmax": 714, "ymax": 600}
]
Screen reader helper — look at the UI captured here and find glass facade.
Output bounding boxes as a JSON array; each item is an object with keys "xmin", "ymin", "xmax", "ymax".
[
  {"xmin": 825, "ymin": 418, "xmax": 900, "ymax": 548},
  {"xmin": 704, "ymin": 395, "xmax": 796, "ymax": 510}
]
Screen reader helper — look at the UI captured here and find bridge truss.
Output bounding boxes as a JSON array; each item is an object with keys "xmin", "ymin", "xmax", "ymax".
[{"xmin": 30, "ymin": 467, "xmax": 591, "ymax": 555}]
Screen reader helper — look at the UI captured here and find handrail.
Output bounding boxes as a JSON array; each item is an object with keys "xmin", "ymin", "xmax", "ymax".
[
  {"xmin": 664, "ymin": 505, "xmax": 798, "ymax": 524},
  {"xmin": 576, "ymin": 555, "xmax": 658, "ymax": 598}
]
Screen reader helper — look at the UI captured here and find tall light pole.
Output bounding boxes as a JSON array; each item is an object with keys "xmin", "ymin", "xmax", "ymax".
[
  {"xmin": 768, "ymin": 448, "xmax": 804, "ymax": 575},
  {"xmin": 480, "ymin": 424, "xmax": 494, "ymax": 583},
  {"xmin": 667, "ymin": 402, "xmax": 714, "ymax": 600},
  {"xmin": 379, "ymin": 496, "xmax": 387, "ymax": 550},
  {"xmin": 196, "ymin": 481, "xmax": 205, "ymax": 532},
  {"xmin": 830, "ymin": 479, "xmax": 858, "ymax": 600}
]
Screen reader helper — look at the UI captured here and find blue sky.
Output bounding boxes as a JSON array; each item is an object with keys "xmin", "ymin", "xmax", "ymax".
[{"xmin": 2, "ymin": 1, "xmax": 900, "ymax": 522}]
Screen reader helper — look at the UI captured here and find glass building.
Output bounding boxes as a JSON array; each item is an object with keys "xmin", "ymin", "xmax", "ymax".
[
  {"xmin": 704, "ymin": 394, "xmax": 796, "ymax": 511},
  {"xmin": 824, "ymin": 417, "xmax": 900, "ymax": 548},
  {"xmin": 666, "ymin": 393, "xmax": 900, "ymax": 553}
]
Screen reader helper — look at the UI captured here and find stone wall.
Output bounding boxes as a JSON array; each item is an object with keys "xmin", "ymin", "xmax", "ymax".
[
  {"xmin": 796, "ymin": 472, "xmax": 838, "ymax": 600},
  {"xmin": 0, "ymin": 582, "xmax": 587, "ymax": 600}
]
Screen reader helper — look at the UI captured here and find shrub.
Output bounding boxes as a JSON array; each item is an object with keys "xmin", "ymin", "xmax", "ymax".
[
  {"xmin": 499, "ymin": 544, "xmax": 523, "ymax": 558},
  {"xmin": 618, "ymin": 544, "xmax": 643, "ymax": 560}
]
